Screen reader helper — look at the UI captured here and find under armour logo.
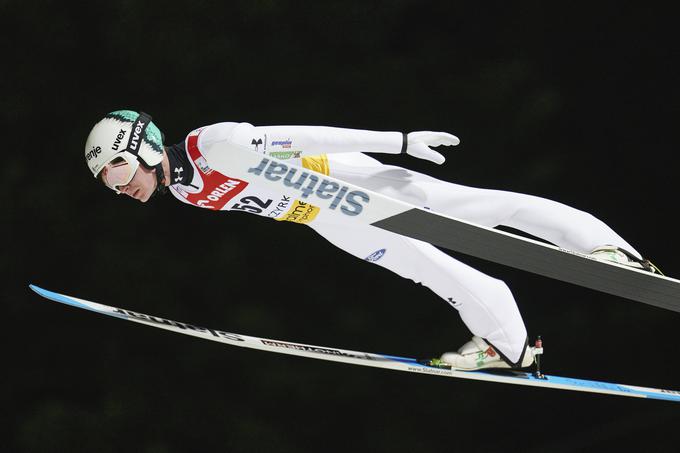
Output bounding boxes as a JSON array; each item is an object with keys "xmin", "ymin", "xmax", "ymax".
[
  {"xmin": 174, "ymin": 166, "xmax": 184, "ymax": 183},
  {"xmin": 251, "ymin": 138, "xmax": 263, "ymax": 152}
]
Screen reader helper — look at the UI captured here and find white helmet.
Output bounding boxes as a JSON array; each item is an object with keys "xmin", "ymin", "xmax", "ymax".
[{"xmin": 85, "ymin": 110, "xmax": 166, "ymax": 192}]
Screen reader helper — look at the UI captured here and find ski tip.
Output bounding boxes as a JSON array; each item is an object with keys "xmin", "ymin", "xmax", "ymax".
[
  {"xmin": 29, "ymin": 284, "xmax": 59, "ymax": 301},
  {"xmin": 28, "ymin": 284, "xmax": 128, "ymax": 320},
  {"xmin": 29, "ymin": 284, "xmax": 62, "ymax": 302}
]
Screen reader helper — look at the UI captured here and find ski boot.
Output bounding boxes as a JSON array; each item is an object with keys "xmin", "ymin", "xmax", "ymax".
[
  {"xmin": 590, "ymin": 245, "xmax": 663, "ymax": 275},
  {"xmin": 437, "ymin": 336, "xmax": 536, "ymax": 371}
]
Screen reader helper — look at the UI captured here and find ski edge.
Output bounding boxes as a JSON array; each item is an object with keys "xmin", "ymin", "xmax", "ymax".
[{"xmin": 28, "ymin": 284, "xmax": 680, "ymax": 403}]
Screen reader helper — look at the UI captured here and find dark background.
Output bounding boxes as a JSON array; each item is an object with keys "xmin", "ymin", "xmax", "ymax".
[{"xmin": 5, "ymin": 1, "xmax": 680, "ymax": 452}]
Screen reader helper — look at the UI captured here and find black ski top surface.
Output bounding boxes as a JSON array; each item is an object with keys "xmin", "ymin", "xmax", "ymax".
[{"xmin": 373, "ymin": 209, "xmax": 680, "ymax": 313}]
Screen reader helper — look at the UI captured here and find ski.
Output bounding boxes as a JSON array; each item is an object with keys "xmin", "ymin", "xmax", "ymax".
[
  {"xmin": 208, "ymin": 145, "xmax": 680, "ymax": 313},
  {"xmin": 29, "ymin": 284, "xmax": 680, "ymax": 403}
]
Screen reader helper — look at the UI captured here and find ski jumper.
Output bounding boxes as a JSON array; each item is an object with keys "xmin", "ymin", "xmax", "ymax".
[{"xmin": 167, "ymin": 122, "xmax": 640, "ymax": 364}]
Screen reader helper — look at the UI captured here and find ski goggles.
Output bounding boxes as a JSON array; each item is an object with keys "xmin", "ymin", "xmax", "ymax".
[{"xmin": 99, "ymin": 151, "xmax": 140, "ymax": 193}]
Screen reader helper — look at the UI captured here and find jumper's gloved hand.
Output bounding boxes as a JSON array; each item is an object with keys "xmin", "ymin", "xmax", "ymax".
[{"xmin": 406, "ymin": 131, "xmax": 460, "ymax": 165}]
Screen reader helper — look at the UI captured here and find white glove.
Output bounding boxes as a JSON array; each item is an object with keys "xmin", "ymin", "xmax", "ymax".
[{"xmin": 405, "ymin": 131, "xmax": 460, "ymax": 164}]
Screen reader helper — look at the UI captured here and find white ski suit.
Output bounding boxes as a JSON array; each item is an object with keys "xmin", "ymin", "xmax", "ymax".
[{"xmin": 168, "ymin": 123, "xmax": 639, "ymax": 364}]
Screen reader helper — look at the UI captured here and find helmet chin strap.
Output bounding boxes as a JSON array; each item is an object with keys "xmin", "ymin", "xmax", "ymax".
[
  {"xmin": 152, "ymin": 162, "xmax": 167, "ymax": 196},
  {"xmin": 135, "ymin": 159, "xmax": 166, "ymax": 199}
]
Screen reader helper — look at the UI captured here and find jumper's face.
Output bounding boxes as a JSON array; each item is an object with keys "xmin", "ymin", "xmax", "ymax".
[{"xmin": 116, "ymin": 164, "xmax": 157, "ymax": 202}]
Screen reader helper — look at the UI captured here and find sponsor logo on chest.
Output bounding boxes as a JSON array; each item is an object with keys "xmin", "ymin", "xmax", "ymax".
[
  {"xmin": 247, "ymin": 158, "xmax": 370, "ymax": 216},
  {"xmin": 197, "ymin": 180, "xmax": 243, "ymax": 207}
]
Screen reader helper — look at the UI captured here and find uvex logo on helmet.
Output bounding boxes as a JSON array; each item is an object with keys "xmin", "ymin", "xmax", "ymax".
[
  {"xmin": 111, "ymin": 129, "xmax": 127, "ymax": 151},
  {"xmin": 86, "ymin": 146, "xmax": 102, "ymax": 161},
  {"xmin": 128, "ymin": 121, "xmax": 146, "ymax": 152}
]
